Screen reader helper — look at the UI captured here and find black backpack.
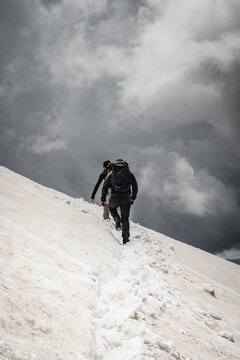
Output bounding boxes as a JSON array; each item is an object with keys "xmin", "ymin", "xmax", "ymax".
[{"xmin": 110, "ymin": 160, "xmax": 131, "ymax": 192}]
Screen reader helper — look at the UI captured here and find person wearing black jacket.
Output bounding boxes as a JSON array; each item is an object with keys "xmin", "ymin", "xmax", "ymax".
[
  {"xmin": 91, "ymin": 160, "xmax": 111, "ymax": 219},
  {"xmin": 101, "ymin": 159, "xmax": 138, "ymax": 244}
]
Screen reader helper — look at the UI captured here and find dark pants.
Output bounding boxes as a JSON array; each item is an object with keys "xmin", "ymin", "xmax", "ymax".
[{"xmin": 109, "ymin": 196, "xmax": 131, "ymax": 241}]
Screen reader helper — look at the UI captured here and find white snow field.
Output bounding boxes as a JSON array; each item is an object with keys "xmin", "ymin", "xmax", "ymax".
[{"xmin": 0, "ymin": 166, "xmax": 239, "ymax": 360}]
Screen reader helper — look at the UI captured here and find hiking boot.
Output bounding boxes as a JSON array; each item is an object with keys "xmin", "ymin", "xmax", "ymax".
[
  {"xmin": 123, "ymin": 238, "xmax": 129, "ymax": 244},
  {"xmin": 115, "ymin": 217, "xmax": 122, "ymax": 231}
]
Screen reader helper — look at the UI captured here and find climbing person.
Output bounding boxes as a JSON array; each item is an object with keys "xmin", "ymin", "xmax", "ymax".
[
  {"xmin": 91, "ymin": 160, "xmax": 111, "ymax": 220},
  {"xmin": 101, "ymin": 159, "xmax": 138, "ymax": 244}
]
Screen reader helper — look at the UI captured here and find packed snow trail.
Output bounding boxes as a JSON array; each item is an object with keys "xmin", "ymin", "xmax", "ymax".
[
  {"xmin": 92, "ymin": 226, "xmax": 183, "ymax": 360},
  {"xmin": 0, "ymin": 167, "xmax": 240, "ymax": 360},
  {"xmin": 90, "ymin": 220, "xmax": 240, "ymax": 360}
]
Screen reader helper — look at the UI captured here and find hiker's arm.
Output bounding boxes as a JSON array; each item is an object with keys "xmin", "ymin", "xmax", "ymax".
[
  {"xmin": 91, "ymin": 173, "xmax": 104, "ymax": 200},
  {"xmin": 131, "ymin": 173, "xmax": 138, "ymax": 201},
  {"xmin": 101, "ymin": 176, "xmax": 110, "ymax": 202}
]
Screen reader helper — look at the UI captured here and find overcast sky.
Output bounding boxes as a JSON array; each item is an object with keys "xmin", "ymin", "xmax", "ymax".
[{"xmin": 1, "ymin": 0, "xmax": 240, "ymax": 256}]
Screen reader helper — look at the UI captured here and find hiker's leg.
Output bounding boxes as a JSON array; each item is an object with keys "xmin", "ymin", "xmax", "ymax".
[
  {"xmin": 103, "ymin": 204, "xmax": 110, "ymax": 219},
  {"xmin": 103, "ymin": 194, "xmax": 110, "ymax": 219},
  {"xmin": 109, "ymin": 197, "xmax": 120, "ymax": 222},
  {"xmin": 120, "ymin": 200, "xmax": 131, "ymax": 242}
]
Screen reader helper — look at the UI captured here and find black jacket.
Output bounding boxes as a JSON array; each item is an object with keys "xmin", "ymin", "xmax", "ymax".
[
  {"xmin": 91, "ymin": 169, "xmax": 109, "ymax": 199},
  {"xmin": 101, "ymin": 172, "xmax": 138, "ymax": 202}
]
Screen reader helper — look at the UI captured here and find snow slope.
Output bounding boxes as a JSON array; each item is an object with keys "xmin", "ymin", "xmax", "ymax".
[{"xmin": 0, "ymin": 166, "xmax": 239, "ymax": 360}]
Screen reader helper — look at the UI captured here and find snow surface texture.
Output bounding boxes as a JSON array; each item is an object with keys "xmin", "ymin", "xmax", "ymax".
[{"xmin": 0, "ymin": 166, "xmax": 240, "ymax": 360}]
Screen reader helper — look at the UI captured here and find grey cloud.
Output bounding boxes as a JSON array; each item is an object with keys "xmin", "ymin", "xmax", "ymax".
[
  {"xmin": 85, "ymin": 0, "xmax": 148, "ymax": 50},
  {"xmin": 41, "ymin": 0, "xmax": 62, "ymax": 7},
  {"xmin": 1, "ymin": 0, "xmax": 240, "ymax": 254},
  {"xmin": 217, "ymin": 245, "xmax": 240, "ymax": 260},
  {"xmin": 192, "ymin": 3, "xmax": 240, "ymax": 41}
]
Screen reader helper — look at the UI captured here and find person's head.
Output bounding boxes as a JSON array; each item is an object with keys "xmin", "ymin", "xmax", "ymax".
[
  {"xmin": 103, "ymin": 160, "xmax": 110, "ymax": 169},
  {"xmin": 116, "ymin": 158, "xmax": 124, "ymax": 162}
]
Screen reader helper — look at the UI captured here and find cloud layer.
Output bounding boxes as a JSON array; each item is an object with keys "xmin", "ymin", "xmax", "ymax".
[{"xmin": 1, "ymin": 0, "xmax": 240, "ymax": 253}]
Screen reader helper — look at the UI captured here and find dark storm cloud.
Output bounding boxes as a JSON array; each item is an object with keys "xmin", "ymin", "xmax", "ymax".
[
  {"xmin": 1, "ymin": 0, "xmax": 240, "ymax": 255},
  {"xmin": 191, "ymin": 58, "xmax": 240, "ymax": 146},
  {"xmin": 0, "ymin": 0, "xmax": 29, "ymax": 64},
  {"xmin": 221, "ymin": 60, "xmax": 240, "ymax": 144}
]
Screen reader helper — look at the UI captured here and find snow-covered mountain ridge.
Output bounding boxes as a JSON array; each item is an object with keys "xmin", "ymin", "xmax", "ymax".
[{"xmin": 0, "ymin": 166, "xmax": 239, "ymax": 360}]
